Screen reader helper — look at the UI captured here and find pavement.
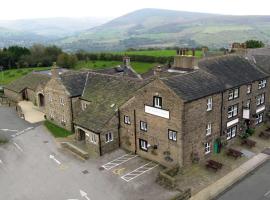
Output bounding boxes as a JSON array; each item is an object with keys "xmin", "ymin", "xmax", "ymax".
[
  {"xmin": 190, "ymin": 151, "xmax": 269, "ymax": 200},
  {"xmin": 0, "ymin": 106, "xmax": 178, "ymax": 200},
  {"xmin": 18, "ymin": 101, "xmax": 45, "ymax": 123}
]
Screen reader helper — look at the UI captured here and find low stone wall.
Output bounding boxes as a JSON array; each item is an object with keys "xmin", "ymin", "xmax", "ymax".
[
  {"xmin": 170, "ymin": 189, "xmax": 191, "ymax": 200},
  {"xmin": 156, "ymin": 166, "xmax": 180, "ymax": 189}
]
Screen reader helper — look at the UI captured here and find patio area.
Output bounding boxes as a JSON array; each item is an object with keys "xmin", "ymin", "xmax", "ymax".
[{"xmin": 18, "ymin": 101, "xmax": 45, "ymax": 123}]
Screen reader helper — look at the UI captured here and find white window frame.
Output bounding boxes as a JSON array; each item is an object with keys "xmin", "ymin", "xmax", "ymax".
[
  {"xmin": 206, "ymin": 123, "xmax": 212, "ymax": 136},
  {"xmin": 90, "ymin": 133, "xmax": 97, "ymax": 144},
  {"xmin": 105, "ymin": 132, "xmax": 113, "ymax": 143},
  {"xmin": 81, "ymin": 102, "xmax": 87, "ymax": 111},
  {"xmin": 168, "ymin": 130, "xmax": 177, "ymax": 141},
  {"xmin": 205, "ymin": 142, "xmax": 211, "ymax": 154},
  {"xmin": 153, "ymin": 96, "xmax": 162, "ymax": 108},
  {"xmin": 48, "ymin": 93, "xmax": 53, "ymax": 102},
  {"xmin": 228, "ymin": 88, "xmax": 239, "ymax": 100},
  {"xmin": 139, "ymin": 139, "xmax": 148, "ymax": 151},
  {"xmin": 60, "ymin": 97, "xmax": 64, "ymax": 105},
  {"xmin": 256, "ymin": 113, "xmax": 264, "ymax": 125},
  {"xmin": 140, "ymin": 121, "xmax": 147, "ymax": 131},
  {"xmin": 256, "ymin": 93, "xmax": 265, "ymax": 106},
  {"xmin": 49, "ymin": 110, "xmax": 54, "ymax": 119},
  {"xmin": 124, "ymin": 115, "xmax": 131, "ymax": 125},
  {"xmin": 246, "ymin": 99, "xmax": 251, "ymax": 109},
  {"xmin": 206, "ymin": 97, "xmax": 212, "ymax": 111},
  {"xmin": 247, "ymin": 84, "xmax": 252, "ymax": 94},
  {"xmin": 258, "ymin": 79, "xmax": 267, "ymax": 89},
  {"xmin": 228, "ymin": 104, "xmax": 238, "ymax": 118},
  {"xmin": 227, "ymin": 125, "xmax": 237, "ymax": 140},
  {"xmin": 61, "ymin": 115, "xmax": 66, "ymax": 123}
]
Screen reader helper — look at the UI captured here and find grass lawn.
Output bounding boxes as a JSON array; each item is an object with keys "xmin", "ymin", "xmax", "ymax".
[
  {"xmin": 0, "ymin": 67, "xmax": 50, "ymax": 85},
  {"xmin": 44, "ymin": 120, "xmax": 73, "ymax": 138},
  {"xmin": 75, "ymin": 60, "xmax": 157, "ymax": 74},
  {"xmin": 112, "ymin": 49, "xmax": 203, "ymax": 58}
]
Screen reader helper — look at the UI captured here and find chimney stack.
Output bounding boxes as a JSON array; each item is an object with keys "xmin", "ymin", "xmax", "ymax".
[
  {"xmin": 173, "ymin": 47, "xmax": 199, "ymax": 70},
  {"xmin": 154, "ymin": 65, "xmax": 162, "ymax": 77}
]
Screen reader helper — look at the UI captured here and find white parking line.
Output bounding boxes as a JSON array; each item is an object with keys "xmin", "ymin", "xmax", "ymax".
[
  {"xmin": 13, "ymin": 142, "xmax": 23, "ymax": 152},
  {"xmin": 11, "ymin": 127, "xmax": 34, "ymax": 138},
  {"xmin": 0, "ymin": 129, "xmax": 18, "ymax": 132},
  {"xmin": 102, "ymin": 153, "xmax": 138, "ymax": 170},
  {"xmin": 121, "ymin": 161, "xmax": 158, "ymax": 182},
  {"xmin": 264, "ymin": 190, "xmax": 270, "ymax": 197}
]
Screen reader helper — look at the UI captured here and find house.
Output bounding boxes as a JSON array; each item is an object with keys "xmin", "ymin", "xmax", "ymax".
[
  {"xmin": 73, "ymin": 73, "xmax": 147, "ymax": 156},
  {"xmin": 119, "ymin": 55, "xmax": 269, "ymax": 168}
]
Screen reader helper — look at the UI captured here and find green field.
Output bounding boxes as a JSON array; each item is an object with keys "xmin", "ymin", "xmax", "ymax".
[
  {"xmin": 112, "ymin": 49, "xmax": 203, "ymax": 58},
  {"xmin": 75, "ymin": 60, "xmax": 157, "ymax": 74},
  {"xmin": 0, "ymin": 67, "xmax": 50, "ymax": 85}
]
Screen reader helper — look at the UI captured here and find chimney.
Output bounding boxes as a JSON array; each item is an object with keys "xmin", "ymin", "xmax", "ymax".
[
  {"xmin": 51, "ymin": 62, "xmax": 59, "ymax": 79},
  {"xmin": 154, "ymin": 65, "xmax": 162, "ymax": 77},
  {"xmin": 173, "ymin": 48, "xmax": 198, "ymax": 70},
  {"xmin": 123, "ymin": 56, "xmax": 131, "ymax": 68}
]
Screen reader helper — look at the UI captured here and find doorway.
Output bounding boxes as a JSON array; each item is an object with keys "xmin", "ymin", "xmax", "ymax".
[
  {"xmin": 78, "ymin": 129, "xmax": 86, "ymax": 141},
  {"xmin": 38, "ymin": 93, "xmax": 45, "ymax": 107},
  {"xmin": 22, "ymin": 89, "xmax": 28, "ymax": 101}
]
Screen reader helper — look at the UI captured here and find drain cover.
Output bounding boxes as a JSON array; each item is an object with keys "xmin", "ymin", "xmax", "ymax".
[{"xmin": 82, "ymin": 170, "xmax": 89, "ymax": 174}]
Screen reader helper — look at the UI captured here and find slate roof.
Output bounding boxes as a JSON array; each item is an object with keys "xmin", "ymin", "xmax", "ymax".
[
  {"xmin": 162, "ymin": 55, "xmax": 268, "ymax": 102},
  {"xmin": 4, "ymin": 72, "xmax": 50, "ymax": 92},
  {"xmin": 246, "ymin": 48, "xmax": 270, "ymax": 75},
  {"xmin": 59, "ymin": 71, "xmax": 88, "ymax": 97},
  {"xmin": 92, "ymin": 66, "xmax": 141, "ymax": 79},
  {"xmin": 74, "ymin": 73, "xmax": 146, "ymax": 132}
]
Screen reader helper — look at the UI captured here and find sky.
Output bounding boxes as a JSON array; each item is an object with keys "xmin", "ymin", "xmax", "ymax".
[{"xmin": 0, "ymin": 0, "xmax": 269, "ymax": 20}]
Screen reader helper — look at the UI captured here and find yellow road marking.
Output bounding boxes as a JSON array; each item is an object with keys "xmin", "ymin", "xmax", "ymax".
[{"xmin": 113, "ymin": 168, "xmax": 126, "ymax": 175}]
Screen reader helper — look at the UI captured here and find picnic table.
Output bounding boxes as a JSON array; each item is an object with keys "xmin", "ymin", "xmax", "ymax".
[
  {"xmin": 206, "ymin": 160, "xmax": 223, "ymax": 172},
  {"xmin": 241, "ymin": 138, "xmax": 256, "ymax": 148},
  {"xmin": 226, "ymin": 148, "xmax": 243, "ymax": 159},
  {"xmin": 259, "ymin": 131, "xmax": 270, "ymax": 139}
]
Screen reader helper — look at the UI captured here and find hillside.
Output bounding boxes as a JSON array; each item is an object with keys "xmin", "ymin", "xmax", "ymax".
[{"xmin": 57, "ymin": 8, "xmax": 270, "ymax": 51}]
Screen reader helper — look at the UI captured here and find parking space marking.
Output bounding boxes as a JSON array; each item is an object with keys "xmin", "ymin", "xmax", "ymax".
[
  {"xmin": 121, "ymin": 161, "xmax": 158, "ymax": 182},
  {"xmin": 102, "ymin": 153, "xmax": 138, "ymax": 170},
  {"xmin": 13, "ymin": 142, "xmax": 23, "ymax": 152},
  {"xmin": 11, "ymin": 127, "xmax": 34, "ymax": 138},
  {"xmin": 0, "ymin": 129, "xmax": 18, "ymax": 132},
  {"xmin": 264, "ymin": 190, "xmax": 270, "ymax": 198},
  {"xmin": 112, "ymin": 168, "xmax": 126, "ymax": 175}
]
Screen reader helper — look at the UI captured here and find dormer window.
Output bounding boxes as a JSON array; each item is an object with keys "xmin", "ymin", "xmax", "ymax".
[{"xmin": 153, "ymin": 96, "xmax": 162, "ymax": 108}]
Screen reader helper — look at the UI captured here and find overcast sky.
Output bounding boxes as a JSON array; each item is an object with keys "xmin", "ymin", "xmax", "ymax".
[{"xmin": 1, "ymin": 0, "xmax": 269, "ymax": 20}]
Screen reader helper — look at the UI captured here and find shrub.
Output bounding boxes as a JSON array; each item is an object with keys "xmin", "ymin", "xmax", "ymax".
[{"xmin": 246, "ymin": 128, "xmax": 255, "ymax": 136}]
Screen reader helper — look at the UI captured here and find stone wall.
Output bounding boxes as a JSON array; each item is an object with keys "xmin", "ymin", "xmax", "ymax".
[
  {"xmin": 183, "ymin": 93, "xmax": 222, "ymax": 166},
  {"xmin": 120, "ymin": 79, "xmax": 184, "ymax": 168},
  {"xmin": 4, "ymin": 89, "xmax": 22, "ymax": 103}
]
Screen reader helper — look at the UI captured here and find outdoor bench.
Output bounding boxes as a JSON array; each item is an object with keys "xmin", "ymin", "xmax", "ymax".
[
  {"xmin": 241, "ymin": 138, "xmax": 256, "ymax": 148},
  {"xmin": 206, "ymin": 160, "xmax": 223, "ymax": 172},
  {"xmin": 226, "ymin": 148, "xmax": 243, "ymax": 159}
]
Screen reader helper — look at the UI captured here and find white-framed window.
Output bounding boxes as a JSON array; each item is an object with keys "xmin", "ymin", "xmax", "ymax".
[
  {"xmin": 205, "ymin": 142, "xmax": 211, "ymax": 154},
  {"xmin": 140, "ymin": 121, "xmax": 147, "ymax": 131},
  {"xmin": 247, "ymin": 84, "xmax": 252, "ymax": 94},
  {"xmin": 228, "ymin": 104, "xmax": 238, "ymax": 118},
  {"xmin": 105, "ymin": 132, "xmax": 113, "ymax": 143},
  {"xmin": 139, "ymin": 139, "xmax": 148, "ymax": 151},
  {"xmin": 206, "ymin": 123, "xmax": 212, "ymax": 136},
  {"xmin": 168, "ymin": 130, "xmax": 177, "ymax": 141},
  {"xmin": 227, "ymin": 125, "xmax": 237, "ymax": 140},
  {"xmin": 124, "ymin": 115, "xmax": 131, "ymax": 125},
  {"xmin": 90, "ymin": 133, "xmax": 97, "ymax": 144},
  {"xmin": 258, "ymin": 79, "xmax": 267, "ymax": 89},
  {"xmin": 206, "ymin": 97, "xmax": 212, "ymax": 111},
  {"xmin": 228, "ymin": 88, "xmax": 239, "ymax": 100},
  {"xmin": 256, "ymin": 113, "xmax": 264, "ymax": 125},
  {"xmin": 81, "ymin": 102, "xmax": 87, "ymax": 111},
  {"xmin": 48, "ymin": 93, "xmax": 53, "ymax": 102},
  {"xmin": 60, "ymin": 97, "xmax": 64, "ymax": 105},
  {"xmin": 246, "ymin": 99, "xmax": 251, "ymax": 109},
  {"xmin": 256, "ymin": 93, "xmax": 265, "ymax": 106},
  {"xmin": 61, "ymin": 115, "xmax": 66, "ymax": 123},
  {"xmin": 49, "ymin": 110, "xmax": 54, "ymax": 119},
  {"xmin": 153, "ymin": 96, "xmax": 162, "ymax": 108}
]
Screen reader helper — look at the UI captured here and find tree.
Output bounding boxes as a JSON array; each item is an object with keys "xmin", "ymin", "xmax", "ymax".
[
  {"xmin": 245, "ymin": 40, "xmax": 265, "ymax": 48},
  {"xmin": 57, "ymin": 53, "xmax": 78, "ymax": 69}
]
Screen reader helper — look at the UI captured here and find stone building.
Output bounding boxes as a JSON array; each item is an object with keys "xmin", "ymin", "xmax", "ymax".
[{"xmin": 119, "ymin": 55, "xmax": 269, "ymax": 168}]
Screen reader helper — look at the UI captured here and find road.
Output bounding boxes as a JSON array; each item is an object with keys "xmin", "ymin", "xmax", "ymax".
[
  {"xmin": 0, "ymin": 106, "xmax": 177, "ymax": 200},
  {"xmin": 217, "ymin": 160, "xmax": 270, "ymax": 200}
]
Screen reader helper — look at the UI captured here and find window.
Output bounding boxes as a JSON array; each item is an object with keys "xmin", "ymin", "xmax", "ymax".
[
  {"xmin": 153, "ymin": 96, "xmax": 162, "ymax": 108},
  {"xmin": 139, "ymin": 139, "xmax": 148, "ymax": 151},
  {"xmin": 105, "ymin": 132, "xmax": 113, "ymax": 143},
  {"xmin": 49, "ymin": 110, "xmax": 54, "ymax": 119},
  {"xmin": 246, "ymin": 99, "xmax": 251, "ymax": 109},
  {"xmin": 81, "ymin": 102, "xmax": 87, "ymax": 111},
  {"xmin": 247, "ymin": 85, "xmax": 252, "ymax": 94},
  {"xmin": 61, "ymin": 116, "xmax": 66, "ymax": 123},
  {"xmin": 90, "ymin": 133, "xmax": 97, "ymax": 144},
  {"xmin": 60, "ymin": 97, "xmax": 64, "ymax": 105},
  {"xmin": 140, "ymin": 121, "xmax": 147, "ymax": 131},
  {"xmin": 256, "ymin": 113, "xmax": 264, "ymax": 125},
  {"xmin": 228, "ymin": 88, "xmax": 239, "ymax": 100},
  {"xmin": 168, "ymin": 130, "xmax": 177, "ymax": 141},
  {"xmin": 48, "ymin": 94, "xmax": 52, "ymax": 102},
  {"xmin": 205, "ymin": 142, "xmax": 211, "ymax": 154},
  {"xmin": 228, "ymin": 104, "xmax": 238, "ymax": 118},
  {"xmin": 258, "ymin": 79, "xmax": 267, "ymax": 89},
  {"xmin": 124, "ymin": 115, "xmax": 131, "ymax": 125},
  {"xmin": 227, "ymin": 125, "xmax": 237, "ymax": 140},
  {"xmin": 256, "ymin": 93, "xmax": 265, "ymax": 106},
  {"xmin": 206, "ymin": 123, "xmax": 212, "ymax": 136},
  {"xmin": 206, "ymin": 97, "xmax": 212, "ymax": 111}
]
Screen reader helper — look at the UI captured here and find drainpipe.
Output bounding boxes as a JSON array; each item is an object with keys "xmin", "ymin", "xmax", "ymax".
[
  {"xmin": 134, "ymin": 109, "xmax": 137, "ymax": 154},
  {"xmin": 220, "ymin": 92, "xmax": 224, "ymax": 137},
  {"xmin": 98, "ymin": 133, "xmax": 102, "ymax": 156},
  {"xmin": 70, "ymin": 97, "xmax": 75, "ymax": 133}
]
